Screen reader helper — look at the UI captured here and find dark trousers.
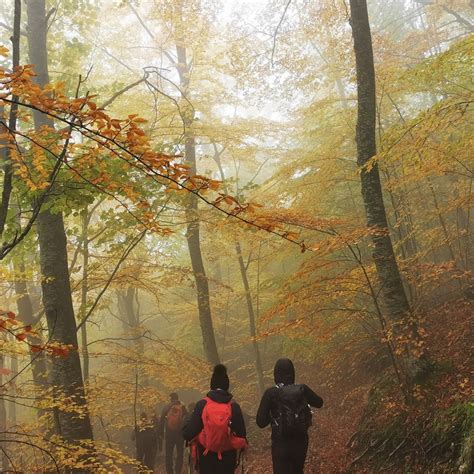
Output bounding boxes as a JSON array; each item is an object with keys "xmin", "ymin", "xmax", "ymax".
[
  {"xmin": 166, "ymin": 434, "xmax": 184, "ymax": 474},
  {"xmin": 137, "ymin": 444, "xmax": 156, "ymax": 471},
  {"xmin": 271, "ymin": 436, "xmax": 309, "ymax": 474},
  {"xmin": 197, "ymin": 447, "xmax": 237, "ymax": 474}
]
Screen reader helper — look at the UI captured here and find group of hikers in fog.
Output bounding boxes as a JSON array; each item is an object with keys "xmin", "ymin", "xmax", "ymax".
[{"xmin": 134, "ymin": 358, "xmax": 323, "ymax": 473}]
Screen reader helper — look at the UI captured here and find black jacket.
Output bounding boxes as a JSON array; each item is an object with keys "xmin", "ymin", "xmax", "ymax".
[
  {"xmin": 256, "ymin": 358, "xmax": 323, "ymax": 440},
  {"xmin": 182, "ymin": 389, "xmax": 247, "ymax": 442}
]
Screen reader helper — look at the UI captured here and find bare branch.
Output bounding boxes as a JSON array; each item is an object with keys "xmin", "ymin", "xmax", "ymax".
[
  {"xmin": 271, "ymin": 0, "xmax": 292, "ymax": 67},
  {"xmin": 100, "ymin": 76, "xmax": 147, "ymax": 109}
]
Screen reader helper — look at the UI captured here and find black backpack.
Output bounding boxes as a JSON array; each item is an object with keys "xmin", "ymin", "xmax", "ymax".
[{"xmin": 273, "ymin": 384, "xmax": 311, "ymax": 437}]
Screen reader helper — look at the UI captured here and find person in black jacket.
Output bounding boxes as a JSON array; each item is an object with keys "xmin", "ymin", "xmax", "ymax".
[
  {"xmin": 256, "ymin": 358, "xmax": 323, "ymax": 474},
  {"xmin": 133, "ymin": 412, "xmax": 158, "ymax": 471},
  {"xmin": 182, "ymin": 364, "xmax": 247, "ymax": 474}
]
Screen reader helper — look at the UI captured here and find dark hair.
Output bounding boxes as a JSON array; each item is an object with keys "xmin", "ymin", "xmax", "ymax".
[{"xmin": 170, "ymin": 392, "xmax": 178, "ymax": 402}]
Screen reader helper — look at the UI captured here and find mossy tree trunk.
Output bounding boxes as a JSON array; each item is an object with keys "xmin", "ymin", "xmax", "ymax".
[{"xmin": 349, "ymin": 0, "xmax": 426, "ymax": 380}]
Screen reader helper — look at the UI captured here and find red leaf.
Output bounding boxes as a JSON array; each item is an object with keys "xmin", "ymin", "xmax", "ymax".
[
  {"xmin": 0, "ymin": 367, "xmax": 11, "ymax": 375},
  {"xmin": 51, "ymin": 347, "xmax": 69, "ymax": 358},
  {"xmin": 7, "ymin": 311, "xmax": 15, "ymax": 319},
  {"xmin": 30, "ymin": 345, "xmax": 43, "ymax": 353},
  {"xmin": 15, "ymin": 333, "xmax": 27, "ymax": 341}
]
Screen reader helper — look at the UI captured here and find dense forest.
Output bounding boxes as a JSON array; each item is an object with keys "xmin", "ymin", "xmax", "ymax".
[{"xmin": 0, "ymin": 0, "xmax": 472, "ymax": 472}]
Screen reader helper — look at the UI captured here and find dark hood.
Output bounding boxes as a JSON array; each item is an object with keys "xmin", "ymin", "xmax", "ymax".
[
  {"xmin": 274, "ymin": 358, "xmax": 295, "ymax": 385},
  {"xmin": 207, "ymin": 389, "xmax": 233, "ymax": 403}
]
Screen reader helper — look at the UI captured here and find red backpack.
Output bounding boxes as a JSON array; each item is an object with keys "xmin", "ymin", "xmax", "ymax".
[
  {"xmin": 166, "ymin": 403, "xmax": 184, "ymax": 432},
  {"xmin": 197, "ymin": 397, "xmax": 247, "ymax": 460}
]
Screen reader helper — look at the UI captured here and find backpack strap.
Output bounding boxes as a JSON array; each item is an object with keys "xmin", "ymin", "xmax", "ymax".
[{"xmin": 201, "ymin": 397, "xmax": 212, "ymax": 458}]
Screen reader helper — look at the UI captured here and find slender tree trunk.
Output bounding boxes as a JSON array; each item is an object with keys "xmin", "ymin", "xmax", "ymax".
[
  {"xmin": 117, "ymin": 287, "xmax": 148, "ymax": 391},
  {"xmin": 26, "ymin": 0, "xmax": 93, "ymax": 441},
  {"xmin": 14, "ymin": 261, "xmax": 48, "ymax": 383},
  {"xmin": 0, "ymin": 338, "xmax": 8, "ymax": 470},
  {"xmin": 0, "ymin": 0, "xmax": 20, "ymax": 238},
  {"xmin": 212, "ymin": 148, "xmax": 264, "ymax": 391},
  {"xmin": 81, "ymin": 209, "xmax": 90, "ymax": 382},
  {"xmin": 9, "ymin": 349, "xmax": 17, "ymax": 425},
  {"xmin": 349, "ymin": 0, "xmax": 426, "ymax": 376},
  {"xmin": 235, "ymin": 242, "xmax": 265, "ymax": 394},
  {"xmin": 13, "ymin": 257, "xmax": 49, "ymax": 411},
  {"xmin": 463, "ymin": 179, "xmax": 473, "ymax": 273},
  {"xmin": 175, "ymin": 44, "xmax": 220, "ymax": 366},
  {"xmin": 118, "ymin": 288, "xmax": 139, "ymax": 328},
  {"xmin": 117, "ymin": 287, "xmax": 145, "ymax": 354}
]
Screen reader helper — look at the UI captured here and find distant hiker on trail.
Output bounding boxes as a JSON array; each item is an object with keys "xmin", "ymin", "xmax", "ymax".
[
  {"xmin": 160, "ymin": 393, "xmax": 187, "ymax": 474},
  {"xmin": 133, "ymin": 411, "xmax": 158, "ymax": 471},
  {"xmin": 184, "ymin": 402, "xmax": 196, "ymax": 472},
  {"xmin": 256, "ymin": 358, "xmax": 323, "ymax": 474},
  {"xmin": 182, "ymin": 364, "xmax": 248, "ymax": 474},
  {"xmin": 183, "ymin": 402, "xmax": 196, "ymax": 431},
  {"xmin": 153, "ymin": 408, "xmax": 163, "ymax": 468}
]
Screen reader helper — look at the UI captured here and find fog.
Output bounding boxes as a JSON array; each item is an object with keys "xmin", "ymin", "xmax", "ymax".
[{"xmin": 0, "ymin": 0, "xmax": 472, "ymax": 472}]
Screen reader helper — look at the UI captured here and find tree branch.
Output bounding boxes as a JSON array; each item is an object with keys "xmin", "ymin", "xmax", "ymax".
[
  {"xmin": 271, "ymin": 0, "xmax": 292, "ymax": 67},
  {"xmin": 100, "ymin": 76, "xmax": 148, "ymax": 109}
]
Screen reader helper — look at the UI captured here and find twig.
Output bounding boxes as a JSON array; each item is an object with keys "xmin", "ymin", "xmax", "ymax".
[
  {"xmin": 129, "ymin": 3, "xmax": 155, "ymax": 39},
  {"xmin": 271, "ymin": 0, "xmax": 292, "ymax": 67},
  {"xmin": 389, "ymin": 438, "xmax": 407, "ymax": 458},
  {"xmin": 349, "ymin": 445, "xmax": 370, "ymax": 466},
  {"xmin": 100, "ymin": 76, "xmax": 148, "ymax": 109}
]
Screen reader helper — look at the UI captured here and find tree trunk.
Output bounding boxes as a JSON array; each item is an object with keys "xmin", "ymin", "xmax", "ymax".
[
  {"xmin": 80, "ymin": 209, "xmax": 90, "ymax": 382},
  {"xmin": 117, "ymin": 287, "xmax": 143, "ymax": 353},
  {"xmin": 117, "ymin": 288, "xmax": 139, "ymax": 327},
  {"xmin": 212, "ymin": 148, "xmax": 265, "ymax": 391},
  {"xmin": 175, "ymin": 44, "xmax": 220, "ymax": 366},
  {"xmin": 13, "ymin": 260, "xmax": 49, "ymax": 395},
  {"xmin": 26, "ymin": 0, "xmax": 93, "ymax": 441},
  {"xmin": 349, "ymin": 0, "xmax": 425, "ymax": 377},
  {"xmin": 9, "ymin": 349, "xmax": 17, "ymax": 425},
  {"xmin": 0, "ymin": 0, "xmax": 20, "ymax": 238},
  {"xmin": 235, "ymin": 242, "xmax": 265, "ymax": 394},
  {"xmin": 0, "ymin": 338, "xmax": 8, "ymax": 470}
]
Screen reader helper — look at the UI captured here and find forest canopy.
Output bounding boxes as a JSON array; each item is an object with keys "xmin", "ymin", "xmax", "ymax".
[{"xmin": 0, "ymin": 0, "xmax": 472, "ymax": 472}]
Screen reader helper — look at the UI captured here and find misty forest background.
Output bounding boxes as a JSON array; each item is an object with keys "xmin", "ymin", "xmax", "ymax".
[{"xmin": 0, "ymin": 0, "xmax": 473, "ymax": 472}]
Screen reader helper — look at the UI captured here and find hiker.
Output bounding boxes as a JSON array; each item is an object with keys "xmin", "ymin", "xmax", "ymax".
[
  {"xmin": 256, "ymin": 358, "xmax": 323, "ymax": 474},
  {"xmin": 184, "ymin": 402, "xmax": 196, "ymax": 472},
  {"xmin": 160, "ymin": 393, "xmax": 187, "ymax": 474},
  {"xmin": 182, "ymin": 364, "xmax": 247, "ymax": 474},
  {"xmin": 134, "ymin": 411, "xmax": 158, "ymax": 471},
  {"xmin": 153, "ymin": 408, "xmax": 163, "ymax": 468}
]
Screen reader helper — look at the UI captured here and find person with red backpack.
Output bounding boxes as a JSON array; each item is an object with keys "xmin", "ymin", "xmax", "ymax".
[
  {"xmin": 256, "ymin": 358, "xmax": 323, "ymax": 474},
  {"xmin": 182, "ymin": 364, "xmax": 247, "ymax": 473},
  {"xmin": 160, "ymin": 392, "xmax": 187, "ymax": 474}
]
